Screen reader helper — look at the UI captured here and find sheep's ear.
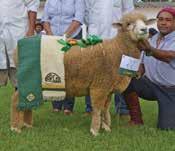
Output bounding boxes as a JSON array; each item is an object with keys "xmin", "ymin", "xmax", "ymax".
[
  {"xmin": 112, "ymin": 22, "xmax": 122, "ymax": 29},
  {"xmin": 146, "ymin": 18, "xmax": 156, "ymax": 25}
]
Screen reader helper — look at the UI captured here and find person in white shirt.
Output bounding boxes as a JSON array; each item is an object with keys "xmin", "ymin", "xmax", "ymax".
[
  {"xmin": 84, "ymin": 0, "xmax": 134, "ymax": 39},
  {"xmin": 111, "ymin": 0, "xmax": 134, "ymax": 37},
  {"xmin": 0, "ymin": 0, "xmax": 40, "ymax": 88},
  {"xmin": 0, "ymin": 0, "xmax": 39, "ymax": 132},
  {"xmin": 84, "ymin": 0, "xmax": 113, "ymax": 39}
]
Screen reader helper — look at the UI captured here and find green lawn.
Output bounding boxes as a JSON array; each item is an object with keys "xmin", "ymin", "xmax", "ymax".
[{"xmin": 0, "ymin": 84, "xmax": 175, "ymax": 151}]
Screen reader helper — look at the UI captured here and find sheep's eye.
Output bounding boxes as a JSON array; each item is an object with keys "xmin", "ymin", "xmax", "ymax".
[{"xmin": 127, "ymin": 23, "xmax": 131, "ymax": 26}]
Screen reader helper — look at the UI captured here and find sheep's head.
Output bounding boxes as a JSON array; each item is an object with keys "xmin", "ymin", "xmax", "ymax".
[{"xmin": 113, "ymin": 12, "xmax": 156, "ymax": 41}]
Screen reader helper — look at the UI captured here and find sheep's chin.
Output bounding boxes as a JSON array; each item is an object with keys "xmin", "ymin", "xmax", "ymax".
[
  {"xmin": 129, "ymin": 32, "xmax": 148, "ymax": 42},
  {"xmin": 137, "ymin": 33, "xmax": 148, "ymax": 40}
]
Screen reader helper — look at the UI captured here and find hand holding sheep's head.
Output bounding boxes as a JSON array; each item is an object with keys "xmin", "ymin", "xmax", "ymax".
[{"xmin": 113, "ymin": 12, "xmax": 156, "ymax": 41}]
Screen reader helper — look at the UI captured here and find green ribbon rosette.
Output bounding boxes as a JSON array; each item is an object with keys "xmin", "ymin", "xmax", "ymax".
[{"xmin": 57, "ymin": 35, "xmax": 103, "ymax": 52}]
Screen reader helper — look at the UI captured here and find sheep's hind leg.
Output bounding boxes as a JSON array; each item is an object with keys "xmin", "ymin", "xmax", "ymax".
[{"xmin": 23, "ymin": 110, "xmax": 33, "ymax": 128}]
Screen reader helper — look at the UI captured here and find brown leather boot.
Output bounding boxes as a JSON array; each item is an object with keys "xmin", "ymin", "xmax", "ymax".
[{"xmin": 124, "ymin": 92, "xmax": 144, "ymax": 125}]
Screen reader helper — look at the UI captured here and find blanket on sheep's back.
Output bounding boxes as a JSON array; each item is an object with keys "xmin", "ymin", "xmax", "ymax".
[{"xmin": 17, "ymin": 35, "xmax": 66, "ymax": 110}]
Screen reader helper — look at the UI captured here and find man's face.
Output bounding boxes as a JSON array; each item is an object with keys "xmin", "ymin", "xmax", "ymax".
[
  {"xmin": 35, "ymin": 25, "xmax": 43, "ymax": 33},
  {"xmin": 157, "ymin": 12, "xmax": 175, "ymax": 35}
]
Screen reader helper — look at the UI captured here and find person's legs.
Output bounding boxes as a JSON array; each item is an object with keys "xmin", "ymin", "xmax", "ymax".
[
  {"xmin": 85, "ymin": 96, "xmax": 92, "ymax": 113},
  {"xmin": 114, "ymin": 93, "xmax": 129, "ymax": 115},
  {"xmin": 63, "ymin": 97, "xmax": 75, "ymax": 114},
  {"xmin": 0, "ymin": 70, "xmax": 8, "ymax": 86},
  {"xmin": 52, "ymin": 101, "xmax": 63, "ymax": 111},
  {"xmin": 9, "ymin": 67, "xmax": 17, "ymax": 87},
  {"xmin": 60, "ymin": 30, "xmax": 81, "ymax": 115},
  {"xmin": 123, "ymin": 76, "xmax": 157, "ymax": 125},
  {"xmin": 125, "ymin": 92, "xmax": 144, "ymax": 124},
  {"xmin": 154, "ymin": 86, "xmax": 175, "ymax": 129}
]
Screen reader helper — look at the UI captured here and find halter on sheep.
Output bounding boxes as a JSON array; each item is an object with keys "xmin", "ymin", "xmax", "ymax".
[{"xmin": 11, "ymin": 12, "xmax": 156, "ymax": 135}]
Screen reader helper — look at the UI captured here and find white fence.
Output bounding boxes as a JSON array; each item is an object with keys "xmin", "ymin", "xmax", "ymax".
[{"xmin": 136, "ymin": 0, "xmax": 174, "ymax": 2}]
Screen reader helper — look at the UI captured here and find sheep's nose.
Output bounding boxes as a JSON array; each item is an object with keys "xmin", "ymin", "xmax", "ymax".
[{"xmin": 140, "ymin": 28, "xmax": 147, "ymax": 34}]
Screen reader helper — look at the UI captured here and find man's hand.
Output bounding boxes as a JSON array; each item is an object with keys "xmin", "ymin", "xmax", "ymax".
[
  {"xmin": 137, "ymin": 39, "xmax": 153, "ymax": 54},
  {"xmin": 43, "ymin": 22, "xmax": 53, "ymax": 35},
  {"xmin": 136, "ymin": 64, "xmax": 145, "ymax": 79},
  {"xmin": 46, "ymin": 31, "xmax": 53, "ymax": 35},
  {"xmin": 26, "ymin": 29, "xmax": 35, "ymax": 37}
]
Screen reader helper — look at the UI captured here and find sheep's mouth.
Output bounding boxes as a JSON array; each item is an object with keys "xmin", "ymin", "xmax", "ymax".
[
  {"xmin": 140, "ymin": 31, "xmax": 148, "ymax": 35},
  {"xmin": 137, "ymin": 33, "xmax": 148, "ymax": 39}
]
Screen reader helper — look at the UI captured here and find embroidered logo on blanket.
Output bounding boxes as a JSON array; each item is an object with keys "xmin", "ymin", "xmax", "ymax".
[
  {"xmin": 26, "ymin": 93, "xmax": 35, "ymax": 102},
  {"xmin": 45, "ymin": 72, "xmax": 61, "ymax": 83}
]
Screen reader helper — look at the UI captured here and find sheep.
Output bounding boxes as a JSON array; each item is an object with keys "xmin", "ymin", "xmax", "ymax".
[{"xmin": 11, "ymin": 12, "xmax": 155, "ymax": 135}]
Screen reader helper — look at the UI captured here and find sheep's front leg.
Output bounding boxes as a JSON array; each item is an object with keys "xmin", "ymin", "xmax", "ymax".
[
  {"xmin": 11, "ymin": 91, "xmax": 24, "ymax": 133},
  {"xmin": 101, "ymin": 95, "xmax": 111, "ymax": 132},
  {"xmin": 90, "ymin": 89, "xmax": 107, "ymax": 136}
]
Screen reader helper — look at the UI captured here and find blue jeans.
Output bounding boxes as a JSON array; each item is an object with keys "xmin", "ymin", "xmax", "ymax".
[
  {"xmin": 52, "ymin": 97, "xmax": 75, "ymax": 111},
  {"xmin": 85, "ymin": 95, "xmax": 129, "ymax": 114},
  {"xmin": 114, "ymin": 93, "xmax": 129, "ymax": 115},
  {"xmin": 85, "ymin": 96, "xmax": 92, "ymax": 112}
]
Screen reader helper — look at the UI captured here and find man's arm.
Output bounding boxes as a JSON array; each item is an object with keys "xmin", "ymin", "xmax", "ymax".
[
  {"xmin": 149, "ymin": 47, "xmax": 175, "ymax": 63},
  {"xmin": 64, "ymin": 21, "xmax": 81, "ymax": 38},
  {"xmin": 43, "ymin": 22, "xmax": 53, "ymax": 35},
  {"xmin": 25, "ymin": 0, "xmax": 40, "ymax": 36},
  {"xmin": 138, "ymin": 39, "xmax": 175, "ymax": 63},
  {"xmin": 64, "ymin": 0, "xmax": 84, "ymax": 38},
  {"xmin": 26, "ymin": 11, "xmax": 37, "ymax": 37}
]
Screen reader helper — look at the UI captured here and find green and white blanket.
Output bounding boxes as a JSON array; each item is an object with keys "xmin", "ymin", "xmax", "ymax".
[
  {"xmin": 17, "ymin": 35, "xmax": 66, "ymax": 110},
  {"xmin": 17, "ymin": 35, "xmax": 103, "ymax": 110}
]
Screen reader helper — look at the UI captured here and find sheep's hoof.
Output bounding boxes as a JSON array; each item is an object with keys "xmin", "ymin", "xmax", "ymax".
[
  {"xmin": 10, "ymin": 126, "xmax": 21, "ymax": 133},
  {"xmin": 102, "ymin": 123, "xmax": 111, "ymax": 132},
  {"xmin": 102, "ymin": 124, "xmax": 111, "ymax": 132},
  {"xmin": 90, "ymin": 128, "xmax": 99, "ymax": 136},
  {"xmin": 23, "ymin": 123, "xmax": 33, "ymax": 128}
]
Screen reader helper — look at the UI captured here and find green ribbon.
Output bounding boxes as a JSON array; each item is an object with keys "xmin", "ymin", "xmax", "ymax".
[
  {"xmin": 78, "ymin": 35, "xmax": 103, "ymax": 47},
  {"xmin": 57, "ymin": 39, "xmax": 72, "ymax": 52},
  {"xmin": 57, "ymin": 35, "xmax": 103, "ymax": 52}
]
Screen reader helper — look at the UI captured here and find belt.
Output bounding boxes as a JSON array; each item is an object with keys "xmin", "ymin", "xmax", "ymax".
[
  {"xmin": 143, "ymin": 76, "xmax": 175, "ymax": 89},
  {"xmin": 159, "ymin": 85, "xmax": 175, "ymax": 89}
]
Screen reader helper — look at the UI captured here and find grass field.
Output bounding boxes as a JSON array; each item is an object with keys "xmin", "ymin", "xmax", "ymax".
[{"xmin": 0, "ymin": 84, "xmax": 175, "ymax": 151}]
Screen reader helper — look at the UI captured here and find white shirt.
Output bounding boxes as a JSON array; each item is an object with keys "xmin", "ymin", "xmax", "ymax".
[
  {"xmin": 42, "ymin": 0, "xmax": 84, "ymax": 38},
  {"xmin": 144, "ymin": 32, "xmax": 175, "ymax": 87},
  {"xmin": 111, "ymin": 0, "xmax": 134, "ymax": 37},
  {"xmin": 84, "ymin": 0, "xmax": 113, "ymax": 39},
  {"xmin": 84, "ymin": 0, "xmax": 134, "ymax": 39},
  {"xmin": 0, "ymin": 0, "xmax": 39, "ymax": 69}
]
